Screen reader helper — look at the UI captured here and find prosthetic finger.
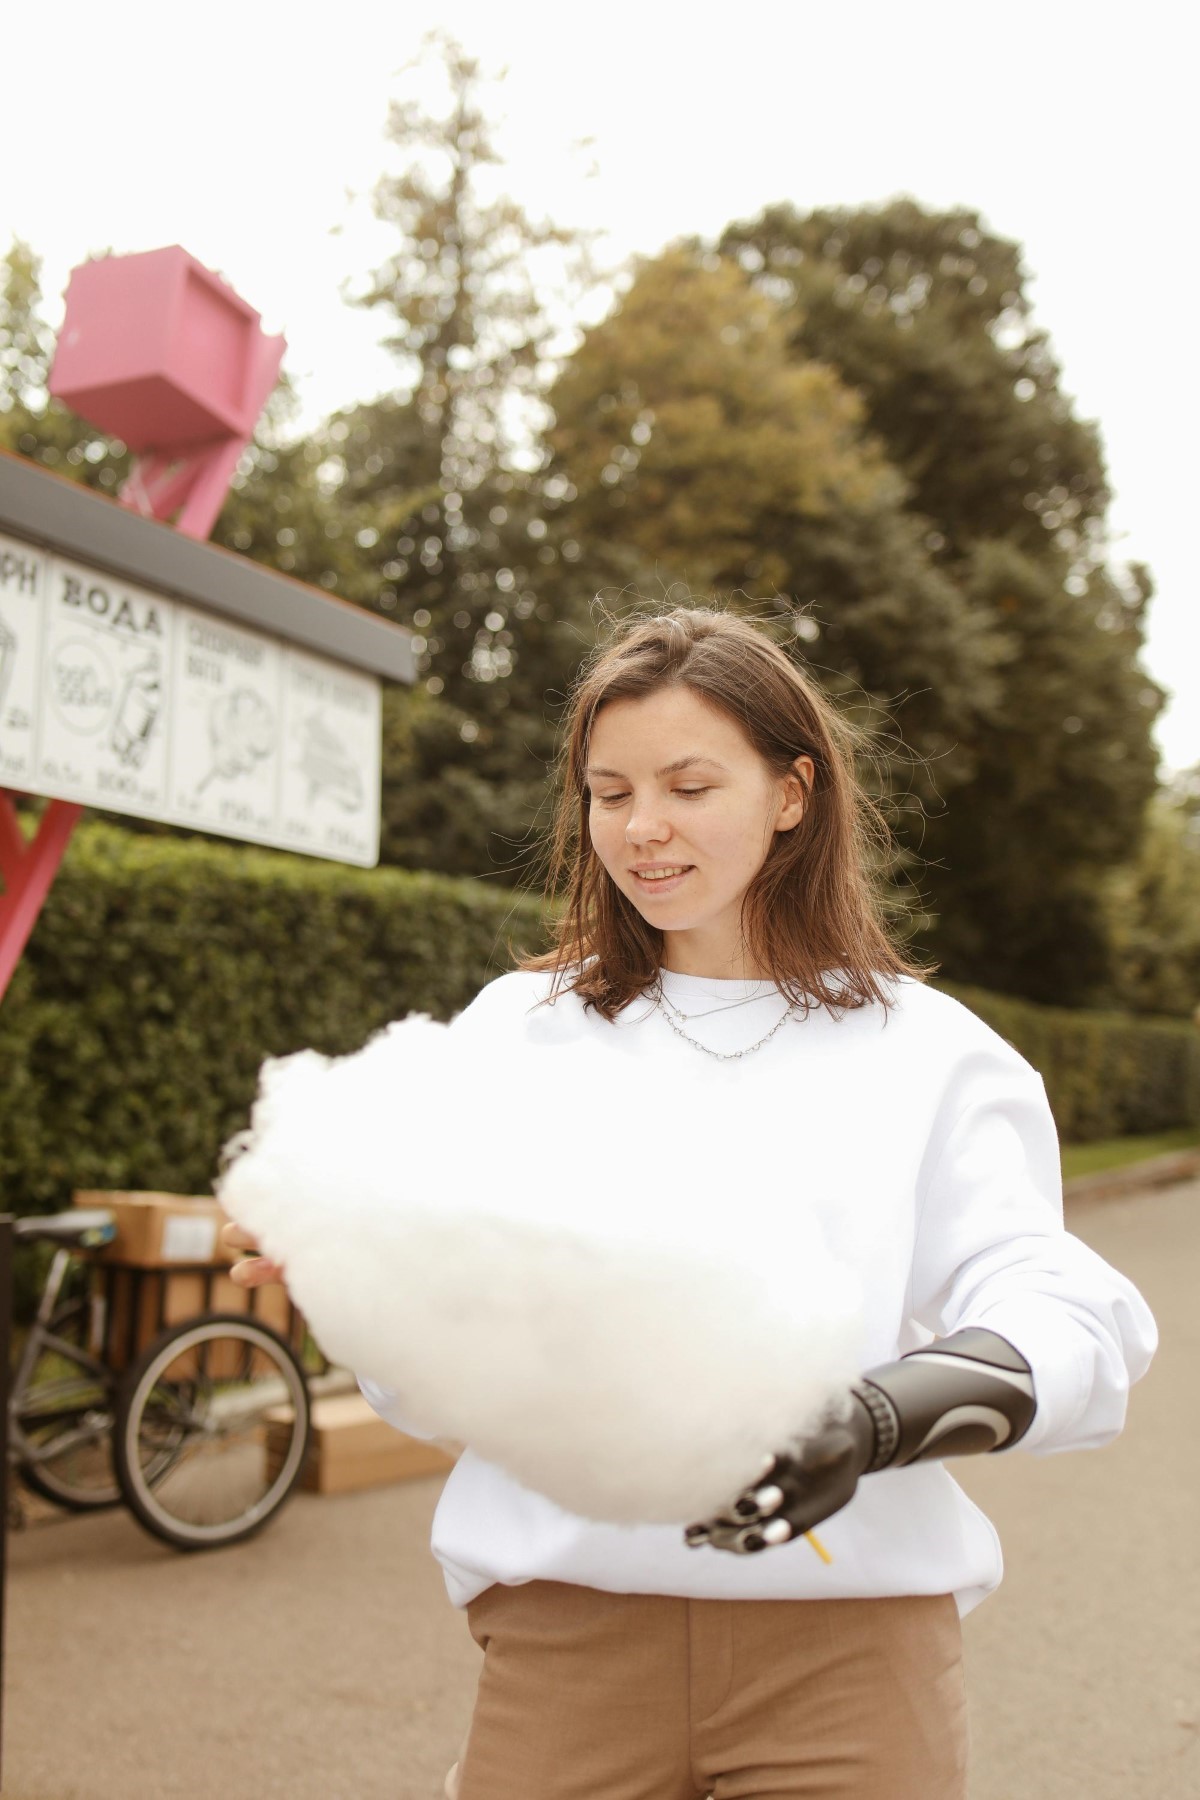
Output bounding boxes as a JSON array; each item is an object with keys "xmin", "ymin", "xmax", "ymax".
[
  {"xmin": 685, "ymin": 1515, "xmax": 794, "ymax": 1553},
  {"xmin": 685, "ymin": 1330, "xmax": 1036, "ymax": 1558},
  {"xmin": 686, "ymin": 1419, "xmax": 867, "ymax": 1551}
]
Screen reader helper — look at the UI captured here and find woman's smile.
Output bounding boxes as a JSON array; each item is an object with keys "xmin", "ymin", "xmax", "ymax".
[{"xmin": 630, "ymin": 863, "xmax": 695, "ymax": 894}]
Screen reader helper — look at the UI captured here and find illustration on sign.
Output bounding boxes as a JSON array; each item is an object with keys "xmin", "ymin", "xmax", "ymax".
[
  {"xmin": 112, "ymin": 656, "xmax": 163, "ymax": 769},
  {"xmin": 0, "ymin": 528, "xmax": 381, "ymax": 866},
  {"xmin": 38, "ymin": 559, "xmax": 172, "ymax": 810},
  {"xmin": 196, "ymin": 687, "xmax": 277, "ymax": 795},
  {"xmin": 297, "ymin": 713, "xmax": 364, "ymax": 812},
  {"xmin": 50, "ymin": 637, "xmax": 116, "ymax": 737}
]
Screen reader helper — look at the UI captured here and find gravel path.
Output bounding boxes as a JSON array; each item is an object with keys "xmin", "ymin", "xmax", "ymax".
[{"xmin": 4, "ymin": 1179, "xmax": 1194, "ymax": 1799}]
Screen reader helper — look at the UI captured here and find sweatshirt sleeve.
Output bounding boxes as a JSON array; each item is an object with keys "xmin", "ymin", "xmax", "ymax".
[
  {"xmin": 357, "ymin": 1374, "xmax": 438, "ymax": 1442},
  {"xmin": 907, "ymin": 1048, "xmax": 1157, "ymax": 1456}
]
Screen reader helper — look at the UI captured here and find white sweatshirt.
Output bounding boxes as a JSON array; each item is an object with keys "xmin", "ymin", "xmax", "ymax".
[{"xmin": 360, "ymin": 967, "xmax": 1156, "ymax": 1617}]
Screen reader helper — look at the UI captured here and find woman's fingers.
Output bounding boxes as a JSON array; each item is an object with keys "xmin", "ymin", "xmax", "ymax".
[
  {"xmin": 228, "ymin": 1255, "xmax": 286, "ymax": 1289},
  {"xmin": 220, "ymin": 1220, "xmax": 285, "ymax": 1287},
  {"xmin": 220, "ymin": 1220, "xmax": 259, "ymax": 1254}
]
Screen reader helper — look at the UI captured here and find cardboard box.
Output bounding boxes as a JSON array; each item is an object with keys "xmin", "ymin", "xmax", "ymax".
[
  {"xmin": 267, "ymin": 1393, "xmax": 456, "ymax": 1496},
  {"xmin": 73, "ymin": 1190, "xmax": 237, "ymax": 1269}
]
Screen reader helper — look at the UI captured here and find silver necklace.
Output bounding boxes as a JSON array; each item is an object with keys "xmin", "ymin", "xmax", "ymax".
[
  {"xmin": 658, "ymin": 987, "xmax": 776, "ymax": 1022},
  {"xmin": 657, "ymin": 990, "xmax": 798, "ymax": 1061}
]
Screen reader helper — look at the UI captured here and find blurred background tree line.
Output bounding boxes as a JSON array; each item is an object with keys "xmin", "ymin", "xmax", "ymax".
[{"xmin": 2, "ymin": 35, "xmax": 1195, "ymax": 1020}]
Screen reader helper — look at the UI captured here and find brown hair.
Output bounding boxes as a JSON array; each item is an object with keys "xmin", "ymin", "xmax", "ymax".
[{"xmin": 521, "ymin": 605, "xmax": 928, "ymax": 1019}]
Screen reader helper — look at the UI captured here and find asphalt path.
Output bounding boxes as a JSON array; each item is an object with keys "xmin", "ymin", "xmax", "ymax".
[{"xmin": 4, "ymin": 1179, "xmax": 1195, "ymax": 1800}]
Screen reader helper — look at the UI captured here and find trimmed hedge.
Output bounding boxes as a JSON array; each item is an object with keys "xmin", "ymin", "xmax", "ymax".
[
  {"xmin": 0, "ymin": 824, "xmax": 546, "ymax": 1216},
  {"xmin": 941, "ymin": 981, "xmax": 1200, "ymax": 1145},
  {"xmin": 2, "ymin": 826, "xmax": 1197, "ymax": 1225}
]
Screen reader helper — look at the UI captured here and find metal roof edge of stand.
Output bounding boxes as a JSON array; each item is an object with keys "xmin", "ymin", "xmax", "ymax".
[{"xmin": 0, "ymin": 450, "xmax": 415, "ymax": 684}]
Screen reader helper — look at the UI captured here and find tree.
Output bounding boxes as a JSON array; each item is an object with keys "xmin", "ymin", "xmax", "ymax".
[
  {"xmin": 718, "ymin": 199, "xmax": 1112, "ymax": 568},
  {"xmin": 0, "ymin": 239, "xmax": 128, "ymax": 493},
  {"xmin": 704, "ymin": 201, "xmax": 1164, "ymax": 1000},
  {"xmin": 313, "ymin": 34, "xmax": 608, "ymax": 877},
  {"xmin": 544, "ymin": 242, "xmax": 1008, "ymax": 905}
]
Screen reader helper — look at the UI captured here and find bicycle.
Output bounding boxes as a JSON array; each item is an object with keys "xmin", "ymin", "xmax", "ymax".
[{"xmin": 8, "ymin": 1206, "xmax": 312, "ymax": 1550}]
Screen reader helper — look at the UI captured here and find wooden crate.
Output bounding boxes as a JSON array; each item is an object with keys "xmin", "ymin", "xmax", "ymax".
[
  {"xmin": 90, "ymin": 1261, "xmax": 299, "ymax": 1375},
  {"xmin": 267, "ymin": 1393, "xmax": 456, "ymax": 1495}
]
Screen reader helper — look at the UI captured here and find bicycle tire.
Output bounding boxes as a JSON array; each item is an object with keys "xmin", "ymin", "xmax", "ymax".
[
  {"xmin": 14, "ymin": 1297, "xmax": 121, "ymax": 1511},
  {"xmin": 114, "ymin": 1313, "xmax": 311, "ymax": 1552}
]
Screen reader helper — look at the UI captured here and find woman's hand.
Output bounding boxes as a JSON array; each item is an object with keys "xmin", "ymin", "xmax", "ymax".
[{"xmin": 221, "ymin": 1220, "xmax": 287, "ymax": 1289}]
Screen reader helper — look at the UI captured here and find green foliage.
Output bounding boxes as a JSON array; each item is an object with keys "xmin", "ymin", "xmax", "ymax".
[
  {"xmin": 1060, "ymin": 1127, "xmax": 1200, "ymax": 1183},
  {"xmin": 1102, "ymin": 769, "xmax": 1200, "ymax": 1018},
  {"xmin": 0, "ymin": 824, "xmax": 547, "ymax": 1217},
  {"xmin": 718, "ymin": 200, "xmax": 1112, "ymax": 563},
  {"xmin": 0, "ymin": 239, "xmax": 130, "ymax": 492},
  {"xmin": 0, "ymin": 81, "xmax": 1175, "ymax": 1009},
  {"xmin": 943, "ymin": 980, "xmax": 1200, "ymax": 1143},
  {"xmin": 544, "ymin": 244, "xmax": 1006, "ymax": 822},
  {"xmin": 705, "ymin": 202, "xmax": 1163, "ymax": 1000}
]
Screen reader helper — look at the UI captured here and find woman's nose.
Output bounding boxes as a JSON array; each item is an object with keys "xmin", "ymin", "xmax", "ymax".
[{"xmin": 625, "ymin": 804, "xmax": 670, "ymax": 845}]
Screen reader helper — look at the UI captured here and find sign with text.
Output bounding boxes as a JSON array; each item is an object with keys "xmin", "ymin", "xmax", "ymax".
[{"xmin": 0, "ymin": 531, "xmax": 381, "ymax": 866}]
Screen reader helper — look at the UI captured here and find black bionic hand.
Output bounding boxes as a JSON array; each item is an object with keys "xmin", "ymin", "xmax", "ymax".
[{"xmin": 685, "ymin": 1327, "xmax": 1036, "ymax": 1555}]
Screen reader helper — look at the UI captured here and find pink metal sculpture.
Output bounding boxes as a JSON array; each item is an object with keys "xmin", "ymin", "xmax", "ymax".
[
  {"xmin": 51, "ymin": 245, "xmax": 285, "ymax": 541},
  {"xmin": 0, "ymin": 248, "xmax": 285, "ymax": 1002}
]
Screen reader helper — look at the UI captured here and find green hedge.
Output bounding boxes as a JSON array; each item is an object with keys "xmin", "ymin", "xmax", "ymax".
[
  {"xmin": 2, "ymin": 826, "xmax": 1197, "ymax": 1227},
  {"xmin": 941, "ymin": 981, "xmax": 1200, "ymax": 1144},
  {"xmin": 0, "ymin": 824, "xmax": 546, "ymax": 1217}
]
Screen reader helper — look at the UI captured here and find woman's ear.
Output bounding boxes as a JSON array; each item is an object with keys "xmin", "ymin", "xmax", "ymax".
[{"xmin": 774, "ymin": 755, "xmax": 814, "ymax": 833}]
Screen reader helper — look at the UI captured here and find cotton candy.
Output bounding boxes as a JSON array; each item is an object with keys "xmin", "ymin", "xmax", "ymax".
[{"xmin": 217, "ymin": 1014, "xmax": 863, "ymax": 1524}]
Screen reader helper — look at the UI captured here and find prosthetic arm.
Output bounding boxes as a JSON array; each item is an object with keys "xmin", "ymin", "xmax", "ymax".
[{"xmin": 685, "ymin": 1327, "xmax": 1036, "ymax": 1554}]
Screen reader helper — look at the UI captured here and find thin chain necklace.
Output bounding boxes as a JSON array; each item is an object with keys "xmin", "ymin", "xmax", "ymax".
[
  {"xmin": 656, "ymin": 987, "xmax": 798, "ymax": 1061},
  {"xmin": 658, "ymin": 986, "xmax": 776, "ymax": 1022}
]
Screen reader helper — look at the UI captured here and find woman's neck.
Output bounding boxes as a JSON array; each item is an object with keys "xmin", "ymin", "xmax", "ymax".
[{"xmin": 660, "ymin": 931, "xmax": 768, "ymax": 981}]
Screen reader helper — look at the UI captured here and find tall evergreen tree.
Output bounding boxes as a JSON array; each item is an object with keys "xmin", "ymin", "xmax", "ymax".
[{"xmin": 319, "ymin": 34, "xmax": 606, "ymax": 877}]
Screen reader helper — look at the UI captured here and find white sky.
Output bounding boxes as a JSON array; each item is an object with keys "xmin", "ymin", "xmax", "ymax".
[{"xmin": 4, "ymin": 0, "xmax": 1195, "ymax": 770}]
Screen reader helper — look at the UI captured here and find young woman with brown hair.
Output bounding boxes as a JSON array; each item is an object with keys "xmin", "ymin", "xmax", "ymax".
[{"xmin": 230, "ymin": 605, "xmax": 1155, "ymax": 1800}]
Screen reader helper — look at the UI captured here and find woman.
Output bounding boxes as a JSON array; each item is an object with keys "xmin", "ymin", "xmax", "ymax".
[{"xmin": 228, "ymin": 607, "xmax": 1156, "ymax": 1800}]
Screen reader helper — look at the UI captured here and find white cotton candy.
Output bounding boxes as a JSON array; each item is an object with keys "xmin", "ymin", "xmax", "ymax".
[{"xmin": 217, "ymin": 1014, "xmax": 863, "ymax": 1524}]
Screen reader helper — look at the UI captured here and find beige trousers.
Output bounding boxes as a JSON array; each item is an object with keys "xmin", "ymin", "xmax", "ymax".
[{"xmin": 451, "ymin": 1580, "xmax": 968, "ymax": 1800}]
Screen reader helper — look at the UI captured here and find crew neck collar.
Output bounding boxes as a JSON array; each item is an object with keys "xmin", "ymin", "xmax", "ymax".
[{"xmin": 656, "ymin": 969, "xmax": 782, "ymax": 997}]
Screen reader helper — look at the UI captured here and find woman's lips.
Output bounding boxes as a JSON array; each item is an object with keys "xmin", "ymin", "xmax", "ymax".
[{"xmin": 629, "ymin": 865, "xmax": 694, "ymax": 897}]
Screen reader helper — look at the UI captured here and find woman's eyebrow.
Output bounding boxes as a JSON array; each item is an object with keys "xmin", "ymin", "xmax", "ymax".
[{"xmin": 586, "ymin": 755, "xmax": 730, "ymax": 779}]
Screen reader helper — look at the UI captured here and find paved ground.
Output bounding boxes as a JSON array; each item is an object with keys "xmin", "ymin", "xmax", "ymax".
[{"xmin": 3, "ymin": 1179, "xmax": 1195, "ymax": 1800}]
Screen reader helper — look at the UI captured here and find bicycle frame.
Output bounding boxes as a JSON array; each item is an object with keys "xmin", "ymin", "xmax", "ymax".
[{"xmin": 8, "ymin": 1247, "xmax": 112, "ymax": 1472}]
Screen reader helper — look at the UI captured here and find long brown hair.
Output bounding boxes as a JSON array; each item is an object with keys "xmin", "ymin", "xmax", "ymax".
[{"xmin": 521, "ymin": 605, "xmax": 928, "ymax": 1019}]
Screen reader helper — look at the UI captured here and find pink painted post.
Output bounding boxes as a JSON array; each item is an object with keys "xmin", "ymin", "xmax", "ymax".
[
  {"xmin": 0, "ymin": 796, "xmax": 84, "ymax": 999},
  {"xmin": 0, "ymin": 249, "xmax": 285, "ymax": 1003}
]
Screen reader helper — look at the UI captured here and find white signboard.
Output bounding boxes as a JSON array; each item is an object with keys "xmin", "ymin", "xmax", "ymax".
[{"xmin": 0, "ymin": 530, "xmax": 381, "ymax": 866}]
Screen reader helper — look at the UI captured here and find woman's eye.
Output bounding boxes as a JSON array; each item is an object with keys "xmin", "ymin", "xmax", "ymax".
[
  {"xmin": 675, "ymin": 788, "xmax": 709, "ymax": 799},
  {"xmin": 593, "ymin": 793, "xmax": 629, "ymax": 807}
]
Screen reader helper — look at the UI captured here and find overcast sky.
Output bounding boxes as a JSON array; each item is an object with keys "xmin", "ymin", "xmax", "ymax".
[{"xmin": 4, "ymin": 0, "xmax": 1195, "ymax": 770}]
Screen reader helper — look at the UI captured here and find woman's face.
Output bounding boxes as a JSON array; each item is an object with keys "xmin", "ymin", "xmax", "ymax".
[{"xmin": 586, "ymin": 685, "xmax": 811, "ymax": 978}]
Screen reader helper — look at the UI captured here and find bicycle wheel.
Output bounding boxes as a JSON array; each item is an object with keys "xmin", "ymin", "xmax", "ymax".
[
  {"xmin": 14, "ymin": 1296, "xmax": 121, "ymax": 1511},
  {"xmin": 114, "ymin": 1313, "xmax": 311, "ymax": 1551}
]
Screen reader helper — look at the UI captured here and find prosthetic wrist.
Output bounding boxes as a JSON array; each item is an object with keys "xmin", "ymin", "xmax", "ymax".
[{"xmin": 852, "ymin": 1326, "xmax": 1036, "ymax": 1473}]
